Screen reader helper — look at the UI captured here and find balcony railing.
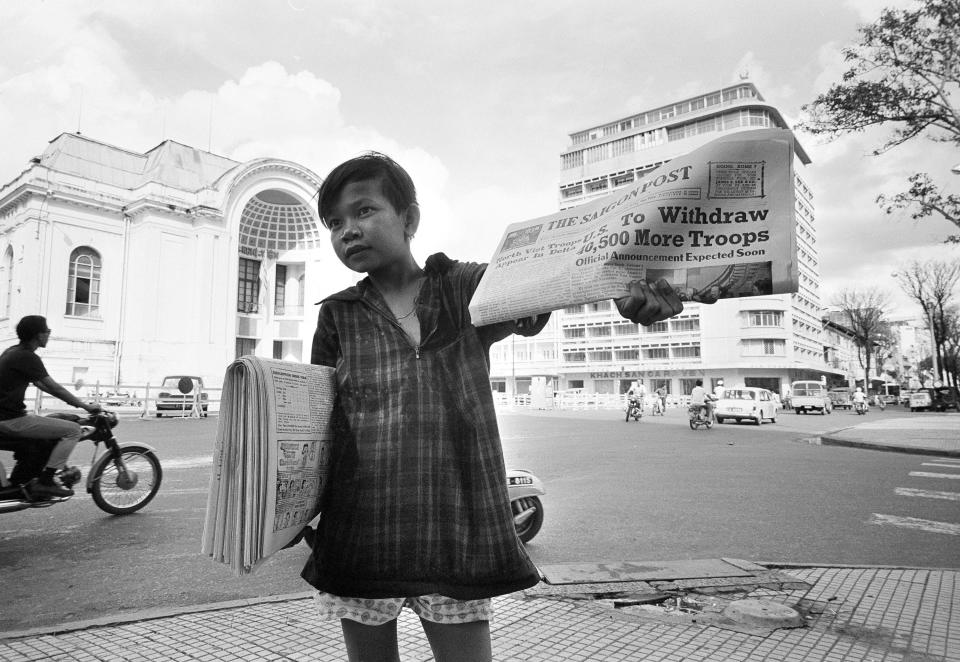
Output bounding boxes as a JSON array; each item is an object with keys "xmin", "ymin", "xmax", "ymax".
[{"xmin": 274, "ymin": 304, "xmax": 304, "ymax": 317}]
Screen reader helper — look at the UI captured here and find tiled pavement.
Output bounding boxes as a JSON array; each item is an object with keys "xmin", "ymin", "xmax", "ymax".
[{"xmin": 1, "ymin": 564, "xmax": 956, "ymax": 661}]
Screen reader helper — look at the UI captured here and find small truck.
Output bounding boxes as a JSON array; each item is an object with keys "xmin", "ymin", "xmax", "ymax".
[{"xmin": 790, "ymin": 380, "xmax": 832, "ymax": 415}]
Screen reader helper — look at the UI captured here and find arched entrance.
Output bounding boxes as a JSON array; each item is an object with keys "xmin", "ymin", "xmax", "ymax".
[{"xmin": 235, "ymin": 188, "xmax": 321, "ymax": 362}]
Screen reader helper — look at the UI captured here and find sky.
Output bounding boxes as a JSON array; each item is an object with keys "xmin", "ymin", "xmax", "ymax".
[{"xmin": 1, "ymin": 0, "xmax": 957, "ymax": 320}]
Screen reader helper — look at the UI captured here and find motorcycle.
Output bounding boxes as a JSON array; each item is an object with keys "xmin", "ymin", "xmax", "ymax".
[
  {"xmin": 0, "ymin": 411, "xmax": 162, "ymax": 515},
  {"xmin": 652, "ymin": 397, "xmax": 665, "ymax": 416},
  {"xmin": 507, "ymin": 468, "xmax": 546, "ymax": 543},
  {"xmin": 688, "ymin": 402, "xmax": 714, "ymax": 430},
  {"xmin": 625, "ymin": 396, "xmax": 644, "ymax": 422},
  {"xmin": 854, "ymin": 400, "xmax": 868, "ymax": 415}
]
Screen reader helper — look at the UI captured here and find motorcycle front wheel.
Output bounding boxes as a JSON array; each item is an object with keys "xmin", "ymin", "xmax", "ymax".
[
  {"xmin": 512, "ymin": 496, "xmax": 544, "ymax": 543},
  {"xmin": 90, "ymin": 445, "xmax": 163, "ymax": 515}
]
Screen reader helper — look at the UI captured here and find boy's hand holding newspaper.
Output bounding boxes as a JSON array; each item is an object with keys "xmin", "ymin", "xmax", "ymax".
[{"xmin": 615, "ymin": 278, "xmax": 687, "ymax": 325}]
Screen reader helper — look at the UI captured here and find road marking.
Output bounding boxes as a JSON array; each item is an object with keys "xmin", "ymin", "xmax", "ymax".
[
  {"xmin": 895, "ymin": 487, "xmax": 960, "ymax": 502},
  {"xmin": 909, "ymin": 471, "xmax": 960, "ymax": 480},
  {"xmin": 922, "ymin": 462, "xmax": 960, "ymax": 469},
  {"xmin": 160, "ymin": 456, "xmax": 213, "ymax": 469},
  {"xmin": 871, "ymin": 514, "xmax": 960, "ymax": 536}
]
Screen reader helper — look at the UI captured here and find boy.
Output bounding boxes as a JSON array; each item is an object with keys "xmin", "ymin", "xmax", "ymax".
[{"xmin": 305, "ymin": 152, "xmax": 683, "ymax": 661}]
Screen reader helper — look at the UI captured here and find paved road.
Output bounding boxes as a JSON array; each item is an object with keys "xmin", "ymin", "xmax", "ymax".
[{"xmin": 0, "ymin": 407, "xmax": 957, "ymax": 632}]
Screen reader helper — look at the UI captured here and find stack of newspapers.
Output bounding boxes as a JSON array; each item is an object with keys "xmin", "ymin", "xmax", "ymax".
[{"xmin": 201, "ymin": 356, "xmax": 336, "ymax": 575}]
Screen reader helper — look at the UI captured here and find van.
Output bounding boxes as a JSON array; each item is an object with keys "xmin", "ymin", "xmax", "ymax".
[{"xmin": 790, "ymin": 380, "xmax": 832, "ymax": 415}]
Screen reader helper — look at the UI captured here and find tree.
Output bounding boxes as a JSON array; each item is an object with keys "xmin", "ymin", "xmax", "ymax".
[
  {"xmin": 833, "ymin": 287, "xmax": 893, "ymax": 387},
  {"xmin": 942, "ymin": 305, "xmax": 960, "ymax": 384},
  {"xmin": 895, "ymin": 259, "xmax": 960, "ymax": 386},
  {"xmin": 800, "ymin": 0, "xmax": 960, "ymax": 241}
]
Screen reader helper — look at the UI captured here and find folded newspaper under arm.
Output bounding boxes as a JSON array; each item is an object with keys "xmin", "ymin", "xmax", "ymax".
[
  {"xmin": 201, "ymin": 356, "xmax": 336, "ymax": 576},
  {"xmin": 468, "ymin": 129, "xmax": 800, "ymax": 326}
]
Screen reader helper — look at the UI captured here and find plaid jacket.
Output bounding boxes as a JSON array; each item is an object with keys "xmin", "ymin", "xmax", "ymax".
[{"xmin": 301, "ymin": 253, "xmax": 549, "ymax": 599}]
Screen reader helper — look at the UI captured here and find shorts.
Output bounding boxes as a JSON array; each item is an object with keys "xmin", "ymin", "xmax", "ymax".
[{"xmin": 312, "ymin": 591, "xmax": 492, "ymax": 626}]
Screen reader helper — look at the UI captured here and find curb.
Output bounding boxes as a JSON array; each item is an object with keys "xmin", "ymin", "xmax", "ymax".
[
  {"xmin": 818, "ymin": 435, "xmax": 960, "ymax": 458},
  {"xmin": 0, "ymin": 592, "xmax": 315, "ymax": 641}
]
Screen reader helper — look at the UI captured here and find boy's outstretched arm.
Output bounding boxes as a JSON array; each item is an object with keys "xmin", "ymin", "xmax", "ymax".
[{"xmin": 615, "ymin": 278, "xmax": 686, "ymax": 325}]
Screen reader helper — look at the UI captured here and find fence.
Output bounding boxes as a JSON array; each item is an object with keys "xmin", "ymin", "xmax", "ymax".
[
  {"xmin": 32, "ymin": 383, "xmax": 691, "ymax": 416},
  {"xmin": 493, "ymin": 391, "xmax": 693, "ymax": 411},
  {"xmin": 28, "ymin": 382, "xmax": 223, "ymax": 418}
]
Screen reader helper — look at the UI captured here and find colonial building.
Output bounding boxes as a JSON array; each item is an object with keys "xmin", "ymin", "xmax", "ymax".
[
  {"xmin": 490, "ymin": 81, "xmax": 842, "ymax": 398},
  {"xmin": 0, "ymin": 132, "xmax": 335, "ymax": 388}
]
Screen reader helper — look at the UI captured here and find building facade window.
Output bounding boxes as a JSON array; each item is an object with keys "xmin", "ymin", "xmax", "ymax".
[
  {"xmin": 742, "ymin": 338, "xmax": 786, "ymax": 356},
  {"xmin": 238, "ymin": 258, "xmax": 260, "ymax": 313},
  {"xmin": 747, "ymin": 310, "xmax": 783, "ymax": 327},
  {"xmin": 671, "ymin": 318, "xmax": 700, "ymax": 332},
  {"xmin": 236, "ymin": 337, "xmax": 257, "ymax": 358},
  {"xmin": 614, "ymin": 349, "xmax": 639, "ymax": 361},
  {"xmin": 274, "ymin": 264, "xmax": 287, "ymax": 315},
  {"xmin": 643, "ymin": 347, "xmax": 669, "ymax": 359},
  {"xmin": 680, "ymin": 378, "xmax": 699, "ymax": 395},
  {"xmin": 645, "ymin": 321, "xmax": 668, "ymax": 334},
  {"xmin": 66, "ymin": 247, "xmax": 101, "ymax": 318},
  {"xmin": 672, "ymin": 345, "xmax": 701, "ymax": 359}
]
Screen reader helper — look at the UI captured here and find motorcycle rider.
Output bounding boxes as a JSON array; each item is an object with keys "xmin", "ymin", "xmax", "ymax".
[
  {"xmin": 689, "ymin": 379, "xmax": 714, "ymax": 421},
  {"xmin": 0, "ymin": 315, "xmax": 101, "ymax": 498},
  {"xmin": 627, "ymin": 380, "xmax": 646, "ymax": 413},
  {"xmin": 852, "ymin": 386, "xmax": 867, "ymax": 414},
  {"xmin": 654, "ymin": 384, "xmax": 667, "ymax": 414}
]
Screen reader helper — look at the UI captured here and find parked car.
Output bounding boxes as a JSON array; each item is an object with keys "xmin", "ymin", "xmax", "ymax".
[
  {"xmin": 908, "ymin": 389, "xmax": 932, "ymax": 412},
  {"xmin": 156, "ymin": 375, "xmax": 208, "ymax": 417},
  {"xmin": 928, "ymin": 386, "xmax": 960, "ymax": 412},
  {"xmin": 714, "ymin": 386, "xmax": 778, "ymax": 425}
]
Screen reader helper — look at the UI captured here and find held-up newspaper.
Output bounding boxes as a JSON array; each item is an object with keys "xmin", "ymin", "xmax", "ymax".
[
  {"xmin": 201, "ymin": 356, "xmax": 335, "ymax": 575},
  {"xmin": 468, "ymin": 129, "xmax": 799, "ymax": 326}
]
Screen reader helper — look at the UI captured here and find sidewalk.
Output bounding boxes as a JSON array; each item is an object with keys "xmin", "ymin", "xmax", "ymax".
[
  {"xmin": 0, "ymin": 560, "xmax": 956, "ymax": 661},
  {"xmin": 817, "ymin": 413, "xmax": 960, "ymax": 457}
]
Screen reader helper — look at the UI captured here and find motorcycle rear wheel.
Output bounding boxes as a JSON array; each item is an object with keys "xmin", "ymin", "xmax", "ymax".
[
  {"xmin": 90, "ymin": 445, "xmax": 163, "ymax": 515},
  {"xmin": 512, "ymin": 496, "xmax": 544, "ymax": 543}
]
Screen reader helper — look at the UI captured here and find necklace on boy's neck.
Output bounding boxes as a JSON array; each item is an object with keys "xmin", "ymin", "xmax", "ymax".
[
  {"xmin": 394, "ymin": 300, "xmax": 418, "ymax": 321},
  {"xmin": 390, "ymin": 275, "xmax": 425, "ymax": 321}
]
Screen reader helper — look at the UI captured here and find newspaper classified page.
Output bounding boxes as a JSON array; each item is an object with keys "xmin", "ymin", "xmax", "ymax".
[
  {"xmin": 202, "ymin": 357, "xmax": 336, "ymax": 575},
  {"xmin": 468, "ymin": 129, "xmax": 799, "ymax": 326}
]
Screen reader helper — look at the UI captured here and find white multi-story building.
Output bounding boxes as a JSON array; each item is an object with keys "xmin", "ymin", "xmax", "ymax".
[
  {"xmin": 0, "ymin": 132, "xmax": 334, "ymax": 388},
  {"xmin": 490, "ymin": 81, "xmax": 842, "ymax": 399}
]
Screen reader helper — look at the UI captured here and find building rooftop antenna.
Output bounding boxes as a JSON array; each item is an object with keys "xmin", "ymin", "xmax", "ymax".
[{"xmin": 76, "ymin": 87, "xmax": 83, "ymax": 135}]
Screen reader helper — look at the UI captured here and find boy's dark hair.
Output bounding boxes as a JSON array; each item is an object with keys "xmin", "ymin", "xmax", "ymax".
[
  {"xmin": 16, "ymin": 315, "xmax": 49, "ymax": 342},
  {"xmin": 695, "ymin": 379, "xmax": 703, "ymax": 386},
  {"xmin": 317, "ymin": 152, "xmax": 417, "ymax": 228}
]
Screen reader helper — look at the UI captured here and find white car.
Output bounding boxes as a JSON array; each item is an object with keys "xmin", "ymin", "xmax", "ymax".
[{"xmin": 714, "ymin": 387, "xmax": 778, "ymax": 425}]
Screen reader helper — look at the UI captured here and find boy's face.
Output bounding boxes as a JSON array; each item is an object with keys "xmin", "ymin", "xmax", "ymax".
[{"xmin": 326, "ymin": 179, "xmax": 416, "ymax": 275}]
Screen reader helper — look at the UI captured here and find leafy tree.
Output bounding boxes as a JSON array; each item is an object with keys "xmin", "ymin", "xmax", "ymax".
[
  {"xmin": 895, "ymin": 259, "xmax": 960, "ymax": 386},
  {"xmin": 833, "ymin": 287, "xmax": 892, "ymax": 387},
  {"xmin": 800, "ymin": 0, "xmax": 960, "ymax": 241}
]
